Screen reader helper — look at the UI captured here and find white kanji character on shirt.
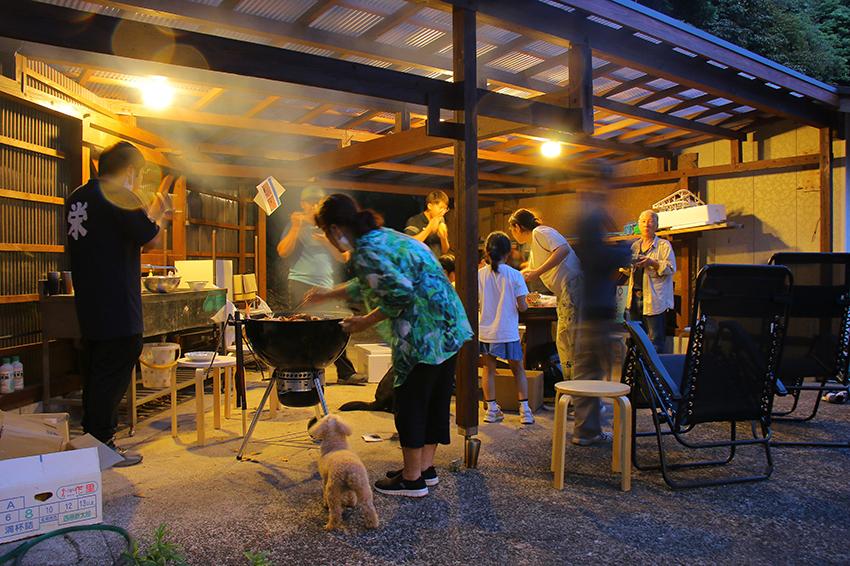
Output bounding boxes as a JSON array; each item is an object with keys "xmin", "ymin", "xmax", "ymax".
[{"xmin": 68, "ymin": 202, "xmax": 88, "ymax": 240}]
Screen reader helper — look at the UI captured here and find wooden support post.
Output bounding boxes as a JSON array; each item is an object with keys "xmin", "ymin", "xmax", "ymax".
[
  {"xmin": 845, "ymin": 113, "xmax": 850, "ymax": 252},
  {"xmin": 172, "ymin": 176, "xmax": 187, "ymax": 260},
  {"xmin": 257, "ymin": 212, "xmax": 267, "ymax": 300},
  {"xmin": 452, "ymin": 5, "xmax": 479, "ymax": 440},
  {"xmin": 394, "ymin": 105, "xmax": 410, "ymax": 133},
  {"xmin": 730, "ymin": 139, "xmax": 742, "ymax": 165},
  {"xmin": 566, "ymin": 40, "xmax": 594, "ymax": 135},
  {"xmin": 238, "ymin": 186, "xmax": 247, "ymax": 273},
  {"xmin": 819, "ymin": 127, "xmax": 833, "ymax": 252}
]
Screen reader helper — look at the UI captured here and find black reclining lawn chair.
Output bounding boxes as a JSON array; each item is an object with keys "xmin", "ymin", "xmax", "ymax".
[
  {"xmin": 621, "ymin": 264, "xmax": 792, "ymax": 488},
  {"xmin": 768, "ymin": 252, "xmax": 850, "ymax": 447}
]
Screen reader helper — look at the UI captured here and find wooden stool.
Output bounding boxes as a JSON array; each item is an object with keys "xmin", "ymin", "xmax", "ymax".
[
  {"xmin": 551, "ymin": 380, "xmax": 632, "ymax": 491},
  {"xmin": 176, "ymin": 355, "xmax": 237, "ymax": 446}
]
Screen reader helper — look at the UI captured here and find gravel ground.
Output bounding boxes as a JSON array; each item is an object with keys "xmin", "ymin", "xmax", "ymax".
[{"xmin": 2, "ymin": 369, "xmax": 849, "ymax": 566}]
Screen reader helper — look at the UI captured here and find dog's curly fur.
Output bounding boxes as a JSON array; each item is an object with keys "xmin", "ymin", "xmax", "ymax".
[{"xmin": 308, "ymin": 414, "xmax": 379, "ymax": 531}]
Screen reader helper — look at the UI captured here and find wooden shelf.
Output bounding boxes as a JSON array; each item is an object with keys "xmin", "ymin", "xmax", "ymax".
[
  {"xmin": 0, "ymin": 134, "xmax": 64, "ymax": 159},
  {"xmin": 0, "ymin": 243, "xmax": 64, "ymax": 253},
  {"xmin": 0, "ymin": 188, "xmax": 64, "ymax": 205},
  {"xmin": 188, "ymin": 218, "xmax": 255, "ymax": 231},
  {"xmin": 0, "ymin": 294, "xmax": 39, "ymax": 304},
  {"xmin": 604, "ymin": 222, "xmax": 741, "ymax": 243}
]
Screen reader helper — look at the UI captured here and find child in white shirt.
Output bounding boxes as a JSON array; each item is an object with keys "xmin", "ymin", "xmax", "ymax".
[{"xmin": 478, "ymin": 231, "xmax": 533, "ymax": 424}]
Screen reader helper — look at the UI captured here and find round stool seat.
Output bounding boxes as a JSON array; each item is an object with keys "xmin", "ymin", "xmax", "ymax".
[{"xmin": 554, "ymin": 380, "xmax": 630, "ymax": 398}]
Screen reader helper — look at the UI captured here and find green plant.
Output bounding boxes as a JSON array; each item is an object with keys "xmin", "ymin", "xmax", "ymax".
[
  {"xmin": 244, "ymin": 550, "xmax": 274, "ymax": 566},
  {"xmin": 124, "ymin": 524, "xmax": 189, "ymax": 566}
]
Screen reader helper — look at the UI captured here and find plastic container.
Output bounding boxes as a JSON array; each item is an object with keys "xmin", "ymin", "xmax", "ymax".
[
  {"xmin": 11, "ymin": 356, "xmax": 23, "ymax": 391},
  {"xmin": 139, "ymin": 343, "xmax": 181, "ymax": 388},
  {"xmin": 0, "ymin": 358, "xmax": 12, "ymax": 394}
]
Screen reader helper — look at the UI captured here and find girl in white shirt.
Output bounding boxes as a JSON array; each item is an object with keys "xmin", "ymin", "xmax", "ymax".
[{"xmin": 478, "ymin": 231, "xmax": 533, "ymax": 424}]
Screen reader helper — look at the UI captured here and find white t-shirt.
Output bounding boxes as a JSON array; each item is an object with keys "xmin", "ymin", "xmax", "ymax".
[
  {"xmin": 529, "ymin": 225, "xmax": 581, "ymax": 297},
  {"xmin": 478, "ymin": 263, "xmax": 529, "ymax": 343}
]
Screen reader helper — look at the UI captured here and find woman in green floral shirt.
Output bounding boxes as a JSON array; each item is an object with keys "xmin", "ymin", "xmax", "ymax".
[{"xmin": 306, "ymin": 194, "xmax": 472, "ymax": 498}]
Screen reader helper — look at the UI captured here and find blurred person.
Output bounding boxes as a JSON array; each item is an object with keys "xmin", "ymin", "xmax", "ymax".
[
  {"xmin": 66, "ymin": 141, "xmax": 170, "ymax": 467},
  {"xmin": 624, "ymin": 210, "xmax": 676, "ymax": 353},
  {"xmin": 404, "ymin": 190, "xmax": 450, "ymax": 257},
  {"xmin": 277, "ymin": 186, "xmax": 366, "ymax": 385},
  {"xmin": 306, "ymin": 194, "xmax": 472, "ymax": 497},
  {"xmin": 439, "ymin": 254, "xmax": 456, "ymax": 286},
  {"xmin": 508, "ymin": 208, "xmax": 605, "ymax": 445},
  {"xmin": 478, "ymin": 231, "xmax": 533, "ymax": 425},
  {"xmin": 573, "ymin": 196, "xmax": 631, "ymax": 397}
]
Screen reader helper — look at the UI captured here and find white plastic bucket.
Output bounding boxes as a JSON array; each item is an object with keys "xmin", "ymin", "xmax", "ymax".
[{"xmin": 139, "ymin": 342, "xmax": 181, "ymax": 388}]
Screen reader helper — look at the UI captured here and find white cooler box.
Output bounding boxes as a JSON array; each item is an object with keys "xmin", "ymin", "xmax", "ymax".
[
  {"xmin": 350, "ymin": 343, "xmax": 392, "ymax": 383},
  {"xmin": 656, "ymin": 204, "xmax": 726, "ymax": 230}
]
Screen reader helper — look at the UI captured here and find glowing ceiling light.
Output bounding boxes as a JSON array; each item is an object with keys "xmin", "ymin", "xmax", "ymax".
[
  {"xmin": 540, "ymin": 140, "xmax": 562, "ymax": 158},
  {"xmin": 139, "ymin": 76, "xmax": 174, "ymax": 110}
]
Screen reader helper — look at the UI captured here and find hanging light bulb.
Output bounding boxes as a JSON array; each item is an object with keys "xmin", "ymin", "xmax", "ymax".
[
  {"xmin": 540, "ymin": 140, "xmax": 562, "ymax": 158},
  {"xmin": 139, "ymin": 76, "xmax": 174, "ymax": 110}
]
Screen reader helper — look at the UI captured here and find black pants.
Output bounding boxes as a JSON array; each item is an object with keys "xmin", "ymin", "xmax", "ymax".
[
  {"xmin": 288, "ymin": 279, "xmax": 357, "ymax": 379},
  {"xmin": 81, "ymin": 334, "xmax": 143, "ymax": 444},
  {"xmin": 393, "ymin": 355, "xmax": 457, "ymax": 448}
]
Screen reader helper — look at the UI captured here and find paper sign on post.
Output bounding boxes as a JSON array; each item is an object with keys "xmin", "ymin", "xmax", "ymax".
[{"xmin": 254, "ymin": 176, "xmax": 285, "ymax": 215}]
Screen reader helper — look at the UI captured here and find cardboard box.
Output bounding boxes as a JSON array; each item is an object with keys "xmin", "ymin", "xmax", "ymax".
[
  {"xmin": 656, "ymin": 204, "xmax": 726, "ymax": 231},
  {"xmin": 0, "ymin": 412, "xmax": 68, "ymax": 461},
  {"xmin": 0, "ymin": 447, "xmax": 103, "ymax": 544},
  {"xmin": 351, "ymin": 343, "xmax": 392, "ymax": 383},
  {"xmin": 478, "ymin": 369, "xmax": 544, "ymax": 412}
]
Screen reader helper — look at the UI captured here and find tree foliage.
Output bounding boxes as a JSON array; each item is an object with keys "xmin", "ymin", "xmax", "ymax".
[{"xmin": 637, "ymin": 0, "xmax": 850, "ymax": 84}]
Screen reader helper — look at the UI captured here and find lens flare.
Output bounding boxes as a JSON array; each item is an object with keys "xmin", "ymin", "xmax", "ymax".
[
  {"xmin": 540, "ymin": 140, "xmax": 561, "ymax": 158},
  {"xmin": 139, "ymin": 76, "xmax": 174, "ymax": 110}
]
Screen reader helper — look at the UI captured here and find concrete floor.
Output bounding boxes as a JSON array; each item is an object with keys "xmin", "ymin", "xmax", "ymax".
[{"xmin": 2, "ymin": 365, "xmax": 850, "ymax": 565}]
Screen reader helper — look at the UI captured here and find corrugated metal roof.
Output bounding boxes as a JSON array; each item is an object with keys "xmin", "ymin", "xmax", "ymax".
[
  {"xmin": 593, "ymin": 77, "xmax": 620, "ymax": 93},
  {"xmin": 644, "ymin": 78, "xmax": 677, "ymax": 90},
  {"xmin": 377, "ymin": 23, "xmax": 445, "ymax": 49},
  {"xmin": 310, "ymin": 5, "xmax": 383, "ymax": 37},
  {"xmin": 281, "ymin": 42, "xmax": 336, "ymax": 58},
  {"xmin": 609, "ymin": 87, "xmax": 652, "ymax": 103},
  {"xmin": 209, "ymin": 27, "xmax": 270, "ymax": 44},
  {"xmin": 641, "ymin": 96, "xmax": 682, "ymax": 111},
  {"xmin": 610, "ymin": 67, "xmax": 645, "ymax": 81},
  {"xmin": 488, "ymin": 52, "xmax": 544, "ymax": 74},
  {"xmin": 532, "ymin": 65, "xmax": 570, "ymax": 85},
  {"xmin": 235, "ymin": 0, "xmax": 316, "ymax": 23},
  {"xmin": 33, "ymin": 0, "xmax": 120, "ymax": 17},
  {"xmin": 186, "ymin": 0, "xmax": 223, "ymax": 6},
  {"xmin": 410, "ymin": 7, "xmax": 451, "ymax": 30},
  {"xmin": 523, "ymin": 40, "xmax": 568, "ymax": 58},
  {"xmin": 697, "ymin": 112, "xmax": 732, "ymax": 124},
  {"xmin": 343, "ymin": 55, "xmax": 393, "ymax": 69},
  {"xmin": 345, "ymin": 0, "xmax": 407, "ymax": 16},
  {"xmin": 477, "ymin": 24, "xmax": 521, "ymax": 44},
  {"xmin": 678, "ymin": 88, "xmax": 706, "ymax": 99}
]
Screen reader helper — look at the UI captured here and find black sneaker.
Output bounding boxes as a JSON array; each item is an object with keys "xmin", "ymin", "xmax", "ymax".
[
  {"xmin": 110, "ymin": 445, "xmax": 143, "ymax": 467},
  {"xmin": 374, "ymin": 474, "xmax": 428, "ymax": 497},
  {"xmin": 386, "ymin": 466, "xmax": 439, "ymax": 486},
  {"xmin": 336, "ymin": 373, "xmax": 368, "ymax": 386}
]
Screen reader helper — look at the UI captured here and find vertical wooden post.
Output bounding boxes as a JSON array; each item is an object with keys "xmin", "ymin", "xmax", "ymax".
[
  {"xmin": 845, "ymin": 113, "xmax": 850, "ymax": 252},
  {"xmin": 238, "ymin": 185, "xmax": 247, "ymax": 273},
  {"xmin": 172, "ymin": 176, "xmax": 186, "ymax": 261},
  {"xmin": 452, "ymin": 5, "xmax": 479, "ymax": 441},
  {"xmin": 566, "ymin": 41, "xmax": 594, "ymax": 135},
  {"xmin": 393, "ymin": 105, "xmax": 410, "ymax": 133},
  {"xmin": 819, "ymin": 127, "xmax": 833, "ymax": 252},
  {"xmin": 730, "ymin": 139, "xmax": 742, "ymax": 165},
  {"xmin": 257, "ymin": 208, "xmax": 267, "ymax": 300}
]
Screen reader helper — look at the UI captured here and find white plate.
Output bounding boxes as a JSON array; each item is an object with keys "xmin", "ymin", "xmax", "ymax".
[{"xmin": 185, "ymin": 351, "xmax": 215, "ymax": 361}]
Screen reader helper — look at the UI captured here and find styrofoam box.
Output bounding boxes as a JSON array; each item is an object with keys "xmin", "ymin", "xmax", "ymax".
[
  {"xmin": 350, "ymin": 343, "xmax": 392, "ymax": 383},
  {"xmin": 0, "ymin": 447, "xmax": 102, "ymax": 544},
  {"xmin": 656, "ymin": 204, "xmax": 726, "ymax": 230}
]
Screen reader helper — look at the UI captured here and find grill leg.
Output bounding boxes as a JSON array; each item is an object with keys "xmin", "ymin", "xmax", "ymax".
[
  {"xmin": 314, "ymin": 377, "xmax": 329, "ymax": 416},
  {"xmin": 236, "ymin": 376, "xmax": 276, "ymax": 461}
]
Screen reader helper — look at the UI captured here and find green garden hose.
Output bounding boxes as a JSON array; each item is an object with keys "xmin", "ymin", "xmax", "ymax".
[{"xmin": 0, "ymin": 524, "xmax": 133, "ymax": 565}]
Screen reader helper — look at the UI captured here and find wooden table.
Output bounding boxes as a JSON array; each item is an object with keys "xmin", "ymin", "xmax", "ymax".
[
  {"xmin": 519, "ymin": 306, "xmax": 557, "ymax": 370},
  {"xmin": 176, "ymin": 355, "xmax": 237, "ymax": 445},
  {"xmin": 38, "ymin": 288, "xmax": 228, "ymax": 429}
]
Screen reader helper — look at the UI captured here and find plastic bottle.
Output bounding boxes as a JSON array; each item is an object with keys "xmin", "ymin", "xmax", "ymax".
[
  {"xmin": 0, "ymin": 358, "xmax": 12, "ymax": 394},
  {"xmin": 11, "ymin": 356, "xmax": 23, "ymax": 391}
]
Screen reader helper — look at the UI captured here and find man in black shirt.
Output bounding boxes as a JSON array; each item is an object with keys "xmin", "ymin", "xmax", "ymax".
[
  {"xmin": 404, "ymin": 190, "xmax": 450, "ymax": 257},
  {"xmin": 66, "ymin": 141, "xmax": 167, "ymax": 467}
]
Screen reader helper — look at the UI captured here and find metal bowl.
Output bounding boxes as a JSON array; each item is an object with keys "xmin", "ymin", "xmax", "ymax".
[
  {"xmin": 143, "ymin": 275, "xmax": 181, "ymax": 293},
  {"xmin": 244, "ymin": 313, "xmax": 349, "ymax": 370}
]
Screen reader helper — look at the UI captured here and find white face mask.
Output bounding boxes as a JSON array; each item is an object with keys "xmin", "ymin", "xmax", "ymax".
[{"xmin": 334, "ymin": 229, "xmax": 353, "ymax": 252}]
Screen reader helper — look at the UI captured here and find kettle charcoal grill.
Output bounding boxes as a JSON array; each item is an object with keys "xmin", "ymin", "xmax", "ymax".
[{"xmin": 235, "ymin": 313, "xmax": 350, "ymax": 460}]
